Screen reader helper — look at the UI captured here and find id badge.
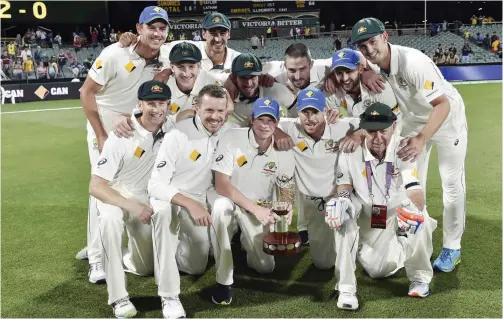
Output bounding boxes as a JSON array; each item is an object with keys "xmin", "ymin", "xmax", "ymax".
[{"xmin": 371, "ymin": 204, "xmax": 387, "ymax": 229}]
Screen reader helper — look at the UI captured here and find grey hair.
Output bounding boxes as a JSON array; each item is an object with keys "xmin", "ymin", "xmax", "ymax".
[{"xmin": 194, "ymin": 84, "xmax": 228, "ymax": 105}]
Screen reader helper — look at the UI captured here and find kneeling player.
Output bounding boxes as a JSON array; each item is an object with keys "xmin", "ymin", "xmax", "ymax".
[
  {"xmin": 209, "ymin": 98, "xmax": 296, "ymax": 305},
  {"xmin": 326, "ymin": 103, "xmax": 437, "ymax": 310},
  {"xmin": 89, "ymin": 80, "xmax": 171, "ymax": 318}
]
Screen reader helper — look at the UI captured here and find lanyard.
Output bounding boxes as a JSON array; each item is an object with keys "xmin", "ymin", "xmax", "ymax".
[{"xmin": 365, "ymin": 161, "xmax": 392, "ymax": 204}]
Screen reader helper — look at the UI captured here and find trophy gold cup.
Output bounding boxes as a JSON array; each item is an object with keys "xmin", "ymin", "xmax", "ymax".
[{"xmin": 263, "ymin": 176, "xmax": 301, "ymax": 256}]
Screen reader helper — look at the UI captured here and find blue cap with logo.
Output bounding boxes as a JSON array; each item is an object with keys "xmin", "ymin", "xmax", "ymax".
[
  {"xmin": 297, "ymin": 88, "xmax": 326, "ymax": 113},
  {"xmin": 139, "ymin": 6, "xmax": 169, "ymax": 25},
  {"xmin": 252, "ymin": 97, "xmax": 280, "ymax": 121},
  {"xmin": 331, "ymin": 48, "xmax": 360, "ymax": 70}
]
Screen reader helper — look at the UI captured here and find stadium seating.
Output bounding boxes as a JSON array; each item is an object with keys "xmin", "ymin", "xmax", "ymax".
[{"xmin": 459, "ymin": 23, "xmax": 502, "ymax": 40}]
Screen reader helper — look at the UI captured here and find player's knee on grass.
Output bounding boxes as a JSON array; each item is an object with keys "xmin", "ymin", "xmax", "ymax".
[
  {"xmin": 248, "ymin": 256, "xmax": 275, "ymax": 274},
  {"xmin": 176, "ymin": 229, "xmax": 211, "ymax": 275}
]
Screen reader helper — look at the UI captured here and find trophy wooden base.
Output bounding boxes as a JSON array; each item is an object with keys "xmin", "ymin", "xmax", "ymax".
[{"xmin": 263, "ymin": 231, "xmax": 302, "ymax": 256}]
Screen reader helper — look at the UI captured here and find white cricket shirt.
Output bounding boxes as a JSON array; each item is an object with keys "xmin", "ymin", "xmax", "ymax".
[
  {"xmin": 89, "ymin": 43, "xmax": 168, "ymax": 114},
  {"xmin": 231, "ymin": 83, "xmax": 294, "ymax": 127},
  {"xmin": 279, "ymin": 117, "xmax": 360, "ymax": 198},
  {"xmin": 382, "ymin": 44, "xmax": 467, "ymax": 138},
  {"xmin": 212, "ymin": 128, "xmax": 296, "ymax": 203},
  {"xmin": 166, "ymin": 69, "xmax": 227, "ymax": 122},
  {"xmin": 148, "ymin": 115, "xmax": 234, "ymax": 204},
  {"xmin": 93, "ymin": 114, "xmax": 170, "ymax": 198},
  {"xmin": 336, "ymin": 134, "xmax": 422, "ymax": 215}
]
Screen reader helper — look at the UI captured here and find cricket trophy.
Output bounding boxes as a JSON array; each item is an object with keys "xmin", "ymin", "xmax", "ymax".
[{"xmin": 263, "ymin": 174, "xmax": 302, "ymax": 256}]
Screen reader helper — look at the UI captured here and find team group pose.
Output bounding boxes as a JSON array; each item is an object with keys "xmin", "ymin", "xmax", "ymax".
[{"xmin": 78, "ymin": 6, "xmax": 468, "ymax": 318}]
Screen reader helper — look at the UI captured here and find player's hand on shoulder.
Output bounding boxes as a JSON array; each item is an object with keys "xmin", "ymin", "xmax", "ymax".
[
  {"xmin": 119, "ymin": 32, "xmax": 138, "ymax": 48},
  {"xmin": 273, "ymin": 128, "xmax": 294, "ymax": 151},
  {"xmin": 224, "ymin": 73, "xmax": 239, "ymax": 101},
  {"xmin": 361, "ymin": 69, "xmax": 385, "ymax": 93},
  {"xmin": 339, "ymin": 129, "xmax": 363, "ymax": 153},
  {"xmin": 258, "ymin": 73, "xmax": 275, "ymax": 88},
  {"xmin": 324, "ymin": 73, "xmax": 340, "ymax": 94},
  {"xmin": 397, "ymin": 134, "xmax": 425, "ymax": 162},
  {"xmin": 325, "ymin": 108, "xmax": 343, "ymax": 124},
  {"xmin": 153, "ymin": 69, "xmax": 172, "ymax": 83},
  {"xmin": 114, "ymin": 116, "xmax": 135, "ymax": 138},
  {"xmin": 188, "ymin": 202, "xmax": 212, "ymax": 226}
]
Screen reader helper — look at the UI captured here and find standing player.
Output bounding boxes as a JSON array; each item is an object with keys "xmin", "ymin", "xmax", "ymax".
[
  {"xmin": 78, "ymin": 6, "xmax": 169, "ymax": 283},
  {"xmin": 328, "ymin": 103, "xmax": 437, "ymax": 310},
  {"xmin": 351, "ymin": 18, "xmax": 468, "ymax": 272},
  {"xmin": 147, "ymin": 85, "xmax": 231, "ymax": 318},
  {"xmin": 209, "ymin": 98, "xmax": 296, "ymax": 305},
  {"xmin": 89, "ymin": 80, "xmax": 171, "ymax": 318},
  {"xmin": 278, "ymin": 88, "xmax": 362, "ymax": 266}
]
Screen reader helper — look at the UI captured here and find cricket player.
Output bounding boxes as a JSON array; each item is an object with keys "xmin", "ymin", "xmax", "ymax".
[
  {"xmin": 278, "ymin": 87, "xmax": 362, "ymax": 261},
  {"xmin": 89, "ymin": 80, "xmax": 171, "ymax": 318},
  {"xmin": 352, "ymin": 17, "xmax": 468, "ymax": 272},
  {"xmin": 78, "ymin": 5, "xmax": 169, "ymax": 284},
  {"xmin": 147, "ymin": 85, "xmax": 231, "ymax": 318},
  {"xmin": 208, "ymin": 97, "xmax": 296, "ymax": 305},
  {"xmin": 228, "ymin": 53, "xmax": 295, "ymax": 127},
  {"xmin": 327, "ymin": 103, "xmax": 437, "ymax": 310}
]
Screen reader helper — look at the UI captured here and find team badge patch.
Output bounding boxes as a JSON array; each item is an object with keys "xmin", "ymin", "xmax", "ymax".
[
  {"xmin": 392, "ymin": 104, "xmax": 399, "ymax": 113},
  {"xmin": 424, "ymin": 80, "xmax": 434, "ymax": 90},
  {"xmin": 153, "ymin": 7, "xmax": 161, "ymax": 12},
  {"xmin": 212, "ymin": 16, "xmax": 221, "ymax": 23},
  {"xmin": 95, "ymin": 59, "xmax": 103, "ymax": 69},
  {"xmin": 306, "ymin": 90, "xmax": 314, "ymax": 97},
  {"xmin": 411, "ymin": 168, "xmax": 419, "ymax": 179},
  {"xmin": 170, "ymin": 103, "xmax": 180, "ymax": 113},
  {"xmin": 92, "ymin": 138, "xmax": 98, "ymax": 150},
  {"xmin": 189, "ymin": 150, "xmax": 202, "ymax": 161},
  {"xmin": 262, "ymin": 162, "xmax": 277, "ymax": 176},
  {"xmin": 151, "ymin": 85, "xmax": 163, "ymax": 93},
  {"xmin": 338, "ymin": 51, "xmax": 345, "ymax": 58},
  {"xmin": 358, "ymin": 26, "xmax": 367, "ymax": 34},
  {"xmin": 134, "ymin": 146, "xmax": 145, "ymax": 158},
  {"xmin": 324, "ymin": 139, "xmax": 339, "ymax": 153},
  {"xmin": 236, "ymin": 155, "xmax": 248, "ymax": 167},
  {"xmin": 125, "ymin": 61, "xmax": 136, "ymax": 73},
  {"xmin": 244, "ymin": 61, "xmax": 253, "ymax": 69},
  {"xmin": 296, "ymin": 141, "xmax": 308, "ymax": 152}
]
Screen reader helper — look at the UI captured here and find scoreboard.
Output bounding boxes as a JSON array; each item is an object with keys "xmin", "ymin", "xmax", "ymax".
[{"xmin": 155, "ymin": 1, "xmax": 318, "ymax": 15}]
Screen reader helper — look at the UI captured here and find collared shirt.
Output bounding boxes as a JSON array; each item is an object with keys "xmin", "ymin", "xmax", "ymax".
[
  {"xmin": 166, "ymin": 69, "xmax": 225, "ymax": 122},
  {"xmin": 148, "ymin": 115, "xmax": 234, "ymax": 204},
  {"xmin": 231, "ymin": 83, "xmax": 295, "ymax": 127},
  {"xmin": 93, "ymin": 114, "xmax": 169, "ymax": 198},
  {"xmin": 381, "ymin": 44, "xmax": 466, "ymax": 137},
  {"xmin": 89, "ymin": 43, "xmax": 167, "ymax": 114},
  {"xmin": 212, "ymin": 128, "xmax": 296, "ymax": 203},
  {"xmin": 160, "ymin": 40, "xmax": 240, "ymax": 76},
  {"xmin": 279, "ymin": 117, "xmax": 360, "ymax": 197},
  {"xmin": 336, "ymin": 134, "xmax": 422, "ymax": 216}
]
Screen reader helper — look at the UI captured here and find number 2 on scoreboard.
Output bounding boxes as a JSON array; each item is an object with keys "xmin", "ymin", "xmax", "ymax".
[{"xmin": 0, "ymin": 0, "xmax": 11, "ymax": 19}]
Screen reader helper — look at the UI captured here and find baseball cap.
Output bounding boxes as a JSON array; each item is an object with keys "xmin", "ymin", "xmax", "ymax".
[
  {"xmin": 139, "ymin": 6, "xmax": 169, "ymax": 25},
  {"xmin": 297, "ymin": 88, "xmax": 325, "ymax": 113},
  {"xmin": 252, "ymin": 97, "xmax": 280, "ymax": 121},
  {"xmin": 202, "ymin": 12, "xmax": 231, "ymax": 30},
  {"xmin": 138, "ymin": 80, "xmax": 172, "ymax": 101},
  {"xmin": 351, "ymin": 17, "xmax": 385, "ymax": 43},
  {"xmin": 359, "ymin": 102, "xmax": 397, "ymax": 131},
  {"xmin": 332, "ymin": 49, "xmax": 360, "ymax": 70},
  {"xmin": 232, "ymin": 53, "xmax": 262, "ymax": 77},
  {"xmin": 169, "ymin": 42, "xmax": 202, "ymax": 64}
]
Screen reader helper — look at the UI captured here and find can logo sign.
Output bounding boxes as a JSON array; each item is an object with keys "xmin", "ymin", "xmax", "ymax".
[{"xmin": 34, "ymin": 86, "xmax": 69, "ymax": 100}]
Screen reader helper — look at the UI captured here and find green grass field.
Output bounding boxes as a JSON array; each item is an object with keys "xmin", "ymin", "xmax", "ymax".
[{"xmin": 2, "ymin": 83, "xmax": 502, "ymax": 318}]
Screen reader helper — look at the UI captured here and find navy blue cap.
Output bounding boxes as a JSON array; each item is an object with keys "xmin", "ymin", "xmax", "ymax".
[
  {"xmin": 139, "ymin": 6, "xmax": 169, "ymax": 25},
  {"xmin": 332, "ymin": 49, "xmax": 360, "ymax": 70},
  {"xmin": 297, "ymin": 88, "xmax": 325, "ymax": 113},
  {"xmin": 252, "ymin": 97, "xmax": 280, "ymax": 121}
]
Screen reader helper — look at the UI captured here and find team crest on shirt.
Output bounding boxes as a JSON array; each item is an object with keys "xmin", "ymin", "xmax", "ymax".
[
  {"xmin": 92, "ymin": 138, "xmax": 98, "ymax": 150},
  {"xmin": 397, "ymin": 77, "xmax": 408, "ymax": 89},
  {"xmin": 325, "ymin": 139, "xmax": 339, "ymax": 153},
  {"xmin": 262, "ymin": 162, "xmax": 277, "ymax": 176},
  {"xmin": 392, "ymin": 164, "xmax": 400, "ymax": 177},
  {"xmin": 363, "ymin": 99, "xmax": 372, "ymax": 107}
]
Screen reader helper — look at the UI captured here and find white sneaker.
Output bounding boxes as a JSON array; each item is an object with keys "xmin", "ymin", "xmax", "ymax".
[
  {"xmin": 88, "ymin": 262, "xmax": 106, "ymax": 284},
  {"xmin": 75, "ymin": 247, "xmax": 88, "ymax": 260},
  {"xmin": 161, "ymin": 296, "xmax": 186, "ymax": 318},
  {"xmin": 337, "ymin": 291, "xmax": 359, "ymax": 310},
  {"xmin": 408, "ymin": 281, "xmax": 430, "ymax": 298},
  {"xmin": 112, "ymin": 297, "xmax": 137, "ymax": 318}
]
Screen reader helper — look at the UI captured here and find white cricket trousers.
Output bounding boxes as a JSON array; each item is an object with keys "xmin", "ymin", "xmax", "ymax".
[
  {"xmin": 295, "ymin": 190, "xmax": 308, "ymax": 232},
  {"xmin": 334, "ymin": 197, "xmax": 438, "ymax": 293},
  {"xmin": 150, "ymin": 196, "xmax": 211, "ymax": 298},
  {"xmin": 97, "ymin": 196, "xmax": 154, "ymax": 305},
  {"xmin": 86, "ymin": 108, "xmax": 128, "ymax": 264},
  {"xmin": 208, "ymin": 188, "xmax": 275, "ymax": 286},
  {"xmin": 405, "ymin": 97, "xmax": 468, "ymax": 250},
  {"xmin": 297, "ymin": 193, "xmax": 336, "ymax": 269}
]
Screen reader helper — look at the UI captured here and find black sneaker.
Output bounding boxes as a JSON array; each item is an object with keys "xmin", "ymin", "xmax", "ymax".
[
  {"xmin": 212, "ymin": 283, "xmax": 232, "ymax": 305},
  {"xmin": 299, "ymin": 230, "xmax": 309, "ymax": 245}
]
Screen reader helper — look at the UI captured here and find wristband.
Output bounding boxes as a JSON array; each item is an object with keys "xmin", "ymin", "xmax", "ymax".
[{"xmin": 338, "ymin": 190, "xmax": 351, "ymax": 200}]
